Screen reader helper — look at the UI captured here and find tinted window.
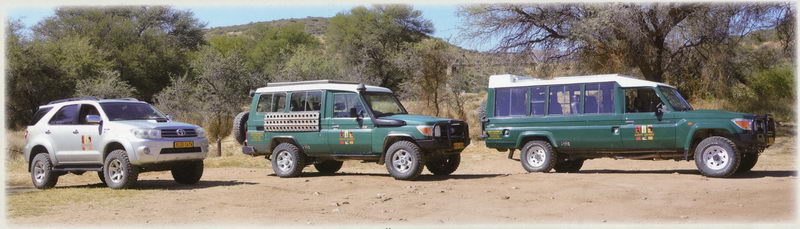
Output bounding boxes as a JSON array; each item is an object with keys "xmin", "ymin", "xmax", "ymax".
[
  {"xmin": 48, "ymin": 105, "xmax": 79, "ymax": 125},
  {"xmin": 77, "ymin": 104, "xmax": 101, "ymax": 124},
  {"xmin": 100, "ymin": 102, "xmax": 167, "ymax": 121},
  {"xmin": 549, "ymin": 84, "xmax": 582, "ymax": 115},
  {"xmin": 290, "ymin": 91, "xmax": 322, "ymax": 112},
  {"xmin": 530, "ymin": 86, "xmax": 546, "ymax": 116},
  {"xmin": 624, "ymin": 88, "xmax": 660, "ymax": 113},
  {"xmin": 584, "ymin": 83, "xmax": 615, "ymax": 114},
  {"xmin": 659, "ymin": 86, "xmax": 693, "ymax": 111},
  {"xmin": 333, "ymin": 93, "xmax": 366, "ymax": 118},
  {"xmin": 30, "ymin": 107, "xmax": 53, "ymax": 125},
  {"xmin": 494, "ymin": 87, "xmax": 527, "ymax": 117},
  {"xmin": 257, "ymin": 93, "xmax": 286, "ymax": 113}
]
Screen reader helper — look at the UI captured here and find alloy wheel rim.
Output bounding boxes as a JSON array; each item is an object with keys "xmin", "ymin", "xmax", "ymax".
[
  {"xmin": 108, "ymin": 159, "xmax": 124, "ymax": 183},
  {"xmin": 527, "ymin": 146, "xmax": 546, "ymax": 167},
  {"xmin": 33, "ymin": 161, "xmax": 45, "ymax": 183},
  {"xmin": 392, "ymin": 149, "xmax": 412, "ymax": 173},
  {"xmin": 276, "ymin": 151, "xmax": 293, "ymax": 172},
  {"xmin": 703, "ymin": 145, "xmax": 729, "ymax": 170}
]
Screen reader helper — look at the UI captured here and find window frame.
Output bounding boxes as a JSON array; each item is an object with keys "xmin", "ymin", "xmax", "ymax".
[
  {"xmin": 289, "ymin": 90, "xmax": 323, "ymax": 112},
  {"xmin": 48, "ymin": 104, "xmax": 80, "ymax": 125},
  {"xmin": 331, "ymin": 92, "xmax": 368, "ymax": 119},
  {"xmin": 257, "ymin": 92, "xmax": 288, "ymax": 113}
]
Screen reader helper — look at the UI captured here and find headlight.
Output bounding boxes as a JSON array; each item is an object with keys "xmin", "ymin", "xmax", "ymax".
[
  {"xmin": 196, "ymin": 127, "xmax": 206, "ymax": 138},
  {"xmin": 731, "ymin": 118, "xmax": 753, "ymax": 130},
  {"xmin": 416, "ymin": 125, "xmax": 433, "ymax": 136},
  {"xmin": 131, "ymin": 128, "xmax": 161, "ymax": 139}
]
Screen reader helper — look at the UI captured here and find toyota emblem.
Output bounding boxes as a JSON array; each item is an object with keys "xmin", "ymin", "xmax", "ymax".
[{"xmin": 176, "ymin": 129, "xmax": 186, "ymax": 136}]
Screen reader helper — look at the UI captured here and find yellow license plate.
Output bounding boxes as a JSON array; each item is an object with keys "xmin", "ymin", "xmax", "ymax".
[
  {"xmin": 174, "ymin": 141, "xmax": 194, "ymax": 148},
  {"xmin": 453, "ymin": 142, "xmax": 465, "ymax": 149}
]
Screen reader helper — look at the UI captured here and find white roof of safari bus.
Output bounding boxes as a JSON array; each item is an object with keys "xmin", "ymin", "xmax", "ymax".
[
  {"xmin": 487, "ymin": 74, "xmax": 674, "ymax": 89},
  {"xmin": 255, "ymin": 80, "xmax": 393, "ymax": 93}
]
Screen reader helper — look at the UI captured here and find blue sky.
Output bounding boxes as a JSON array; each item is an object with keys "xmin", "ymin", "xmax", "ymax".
[{"xmin": 6, "ymin": 4, "xmax": 492, "ymax": 51}]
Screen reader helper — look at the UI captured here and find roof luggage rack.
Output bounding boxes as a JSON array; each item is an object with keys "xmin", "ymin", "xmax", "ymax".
[
  {"xmin": 47, "ymin": 96, "xmax": 100, "ymax": 105},
  {"xmin": 266, "ymin": 80, "xmax": 359, "ymax": 87}
]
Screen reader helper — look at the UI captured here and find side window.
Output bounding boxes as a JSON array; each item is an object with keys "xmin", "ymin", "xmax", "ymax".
[
  {"xmin": 494, "ymin": 87, "xmax": 527, "ymax": 117},
  {"xmin": 257, "ymin": 93, "xmax": 287, "ymax": 113},
  {"xmin": 48, "ymin": 104, "xmax": 79, "ymax": 125},
  {"xmin": 30, "ymin": 107, "xmax": 53, "ymax": 125},
  {"xmin": 257, "ymin": 94, "xmax": 272, "ymax": 113},
  {"xmin": 584, "ymin": 83, "xmax": 615, "ymax": 114},
  {"xmin": 549, "ymin": 84, "xmax": 582, "ymax": 115},
  {"xmin": 624, "ymin": 88, "xmax": 660, "ymax": 113},
  {"xmin": 530, "ymin": 86, "xmax": 546, "ymax": 116},
  {"xmin": 290, "ymin": 91, "xmax": 322, "ymax": 112},
  {"xmin": 332, "ymin": 93, "xmax": 366, "ymax": 118},
  {"xmin": 77, "ymin": 104, "xmax": 101, "ymax": 124}
]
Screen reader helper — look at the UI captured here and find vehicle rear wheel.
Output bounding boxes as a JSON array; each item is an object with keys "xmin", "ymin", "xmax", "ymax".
[
  {"xmin": 385, "ymin": 141, "xmax": 424, "ymax": 180},
  {"xmin": 426, "ymin": 154, "xmax": 461, "ymax": 175},
  {"xmin": 736, "ymin": 152, "xmax": 759, "ymax": 173},
  {"xmin": 30, "ymin": 153, "xmax": 59, "ymax": 189},
  {"xmin": 104, "ymin": 149, "xmax": 139, "ymax": 189},
  {"xmin": 520, "ymin": 140, "xmax": 557, "ymax": 172},
  {"xmin": 314, "ymin": 160, "xmax": 343, "ymax": 174},
  {"xmin": 694, "ymin": 136, "xmax": 741, "ymax": 178},
  {"xmin": 554, "ymin": 159, "xmax": 584, "ymax": 173},
  {"xmin": 232, "ymin": 111, "xmax": 249, "ymax": 145},
  {"xmin": 171, "ymin": 160, "xmax": 204, "ymax": 184},
  {"xmin": 271, "ymin": 143, "xmax": 306, "ymax": 177}
]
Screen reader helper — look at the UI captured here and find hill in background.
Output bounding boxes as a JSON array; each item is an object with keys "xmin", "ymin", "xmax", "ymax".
[{"xmin": 204, "ymin": 17, "xmax": 330, "ymax": 37}]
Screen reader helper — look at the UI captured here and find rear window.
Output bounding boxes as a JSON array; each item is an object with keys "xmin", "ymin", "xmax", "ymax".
[
  {"xmin": 257, "ymin": 93, "xmax": 287, "ymax": 113},
  {"xmin": 30, "ymin": 107, "xmax": 53, "ymax": 125},
  {"xmin": 494, "ymin": 87, "xmax": 527, "ymax": 117}
]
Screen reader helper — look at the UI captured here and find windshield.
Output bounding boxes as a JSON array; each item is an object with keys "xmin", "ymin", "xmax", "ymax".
[
  {"xmin": 362, "ymin": 92, "xmax": 407, "ymax": 117},
  {"xmin": 100, "ymin": 102, "xmax": 168, "ymax": 121},
  {"xmin": 659, "ymin": 86, "xmax": 693, "ymax": 111}
]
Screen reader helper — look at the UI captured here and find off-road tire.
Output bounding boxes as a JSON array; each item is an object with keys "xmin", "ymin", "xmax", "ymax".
[
  {"xmin": 314, "ymin": 160, "xmax": 344, "ymax": 174},
  {"xmin": 385, "ymin": 141, "xmax": 424, "ymax": 180},
  {"xmin": 103, "ymin": 149, "xmax": 139, "ymax": 189},
  {"xmin": 694, "ymin": 136, "xmax": 741, "ymax": 178},
  {"xmin": 554, "ymin": 159, "xmax": 584, "ymax": 173},
  {"xmin": 97, "ymin": 171, "xmax": 106, "ymax": 185},
  {"xmin": 232, "ymin": 111, "xmax": 249, "ymax": 145},
  {"xmin": 271, "ymin": 143, "xmax": 306, "ymax": 177},
  {"xmin": 520, "ymin": 140, "xmax": 557, "ymax": 172},
  {"xmin": 426, "ymin": 154, "xmax": 461, "ymax": 175},
  {"xmin": 30, "ymin": 153, "xmax": 59, "ymax": 189},
  {"xmin": 736, "ymin": 152, "xmax": 759, "ymax": 173},
  {"xmin": 171, "ymin": 160, "xmax": 204, "ymax": 184}
]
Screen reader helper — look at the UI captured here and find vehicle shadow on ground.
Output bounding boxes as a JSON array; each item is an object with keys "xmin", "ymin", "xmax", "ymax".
[
  {"xmin": 271, "ymin": 172, "xmax": 506, "ymax": 181},
  {"xmin": 56, "ymin": 180, "xmax": 257, "ymax": 190},
  {"xmin": 578, "ymin": 169, "xmax": 796, "ymax": 178}
]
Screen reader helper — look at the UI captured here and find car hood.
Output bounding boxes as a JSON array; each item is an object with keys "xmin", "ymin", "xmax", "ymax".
[
  {"xmin": 378, "ymin": 114, "xmax": 452, "ymax": 125},
  {"xmin": 110, "ymin": 120, "xmax": 199, "ymax": 129},
  {"xmin": 675, "ymin": 110, "xmax": 752, "ymax": 119}
]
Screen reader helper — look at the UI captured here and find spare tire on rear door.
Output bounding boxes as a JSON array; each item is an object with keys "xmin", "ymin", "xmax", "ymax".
[{"xmin": 232, "ymin": 111, "xmax": 249, "ymax": 145}]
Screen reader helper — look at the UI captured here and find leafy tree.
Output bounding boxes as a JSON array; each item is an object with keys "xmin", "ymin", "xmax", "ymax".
[
  {"xmin": 276, "ymin": 45, "xmax": 342, "ymax": 82},
  {"xmin": 394, "ymin": 39, "xmax": 453, "ymax": 116},
  {"xmin": 326, "ymin": 5, "xmax": 433, "ymax": 90},
  {"xmin": 74, "ymin": 69, "xmax": 137, "ymax": 98}
]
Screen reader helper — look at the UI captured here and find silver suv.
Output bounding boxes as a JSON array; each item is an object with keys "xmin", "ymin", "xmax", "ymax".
[{"xmin": 23, "ymin": 97, "xmax": 209, "ymax": 189}]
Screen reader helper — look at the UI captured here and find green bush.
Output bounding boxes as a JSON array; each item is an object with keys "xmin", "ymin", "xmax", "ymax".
[{"xmin": 731, "ymin": 65, "xmax": 795, "ymax": 121}]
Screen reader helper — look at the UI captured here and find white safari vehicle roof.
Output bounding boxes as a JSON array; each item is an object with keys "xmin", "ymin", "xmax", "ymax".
[
  {"xmin": 255, "ymin": 80, "xmax": 393, "ymax": 93},
  {"xmin": 488, "ymin": 74, "xmax": 674, "ymax": 89}
]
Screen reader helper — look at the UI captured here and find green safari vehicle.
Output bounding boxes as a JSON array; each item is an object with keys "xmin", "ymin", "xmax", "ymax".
[
  {"xmin": 481, "ymin": 74, "xmax": 775, "ymax": 178},
  {"xmin": 232, "ymin": 80, "xmax": 469, "ymax": 180}
]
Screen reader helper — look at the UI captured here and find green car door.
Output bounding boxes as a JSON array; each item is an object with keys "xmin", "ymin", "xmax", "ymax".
[
  {"xmin": 323, "ymin": 91, "xmax": 373, "ymax": 154},
  {"xmin": 619, "ymin": 87, "xmax": 678, "ymax": 149}
]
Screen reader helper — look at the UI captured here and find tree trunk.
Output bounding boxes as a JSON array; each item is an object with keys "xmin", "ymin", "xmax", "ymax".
[{"xmin": 216, "ymin": 115, "xmax": 223, "ymax": 157}]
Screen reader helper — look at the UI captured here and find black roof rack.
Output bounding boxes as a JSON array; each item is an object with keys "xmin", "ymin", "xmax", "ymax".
[
  {"xmin": 47, "ymin": 96, "xmax": 100, "ymax": 105},
  {"xmin": 266, "ymin": 80, "xmax": 359, "ymax": 87}
]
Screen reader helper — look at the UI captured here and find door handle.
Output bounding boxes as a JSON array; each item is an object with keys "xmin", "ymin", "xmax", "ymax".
[
  {"xmin": 625, "ymin": 121, "xmax": 635, "ymax": 124},
  {"xmin": 332, "ymin": 125, "xmax": 340, "ymax": 129},
  {"xmin": 72, "ymin": 130, "xmax": 79, "ymax": 134},
  {"xmin": 45, "ymin": 130, "xmax": 51, "ymax": 134}
]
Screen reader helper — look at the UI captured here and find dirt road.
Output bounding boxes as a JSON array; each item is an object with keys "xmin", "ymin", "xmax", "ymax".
[{"xmin": 6, "ymin": 138, "xmax": 796, "ymax": 225}]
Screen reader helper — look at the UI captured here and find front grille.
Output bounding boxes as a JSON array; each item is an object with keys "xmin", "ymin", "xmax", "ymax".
[
  {"xmin": 433, "ymin": 121, "xmax": 468, "ymax": 138},
  {"xmin": 160, "ymin": 147, "xmax": 202, "ymax": 154},
  {"xmin": 161, "ymin": 129, "xmax": 198, "ymax": 138},
  {"xmin": 753, "ymin": 115, "xmax": 776, "ymax": 145}
]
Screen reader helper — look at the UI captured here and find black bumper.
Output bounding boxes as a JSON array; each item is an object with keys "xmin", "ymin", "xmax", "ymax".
[
  {"xmin": 416, "ymin": 120, "xmax": 470, "ymax": 153},
  {"xmin": 735, "ymin": 114, "xmax": 776, "ymax": 150}
]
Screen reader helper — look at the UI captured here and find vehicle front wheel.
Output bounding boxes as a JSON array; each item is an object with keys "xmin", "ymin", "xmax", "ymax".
[
  {"xmin": 520, "ymin": 140, "xmax": 557, "ymax": 172},
  {"xmin": 314, "ymin": 160, "xmax": 343, "ymax": 174},
  {"xmin": 554, "ymin": 159, "xmax": 584, "ymax": 173},
  {"xmin": 736, "ymin": 152, "xmax": 759, "ymax": 173},
  {"xmin": 104, "ymin": 149, "xmax": 139, "ymax": 189},
  {"xmin": 426, "ymin": 154, "xmax": 461, "ymax": 175},
  {"xmin": 385, "ymin": 141, "xmax": 424, "ymax": 180},
  {"xmin": 171, "ymin": 160, "xmax": 204, "ymax": 184},
  {"xmin": 694, "ymin": 136, "xmax": 741, "ymax": 178},
  {"xmin": 30, "ymin": 153, "xmax": 59, "ymax": 189},
  {"xmin": 271, "ymin": 143, "xmax": 306, "ymax": 178}
]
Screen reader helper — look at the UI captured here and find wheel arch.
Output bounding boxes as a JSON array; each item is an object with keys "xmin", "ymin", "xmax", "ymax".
[
  {"xmin": 684, "ymin": 127, "xmax": 736, "ymax": 156},
  {"xmin": 268, "ymin": 136, "xmax": 304, "ymax": 156},
  {"xmin": 379, "ymin": 134, "xmax": 416, "ymax": 165},
  {"xmin": 515, "ymin": 131, "xmax": 556, "ymax": 149},
  {"xmin": 28, "ymin": 144, "xmax": 52, "ymax": 171}
]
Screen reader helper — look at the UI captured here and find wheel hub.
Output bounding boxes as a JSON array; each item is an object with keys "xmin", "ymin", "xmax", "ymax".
[
  {"xmin": 703, "ymin": 145, "xmax": 729, "ymax": 170},
  {"xmin": 392, "ymin": 149, "xmax": 412, "ymax": 173},
  {"xmin": 108, "ymin": 159, "xmax": 124, "ymax": 183},
  {"xmin": 33, "ymin": 161, "xmax": 45, "ymax": 183},
  {"xmin": 527, "ymin": 146, "xmax": 546, "ymax": 167},
  {"xmin": 276, "ymin": 151, "xmax": 293, "ymax": 172}
]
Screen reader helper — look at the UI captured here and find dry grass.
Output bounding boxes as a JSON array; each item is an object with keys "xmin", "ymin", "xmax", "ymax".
[{"xmin": 8, "ymin": 187, "xmax": 141, "ymax": 218}]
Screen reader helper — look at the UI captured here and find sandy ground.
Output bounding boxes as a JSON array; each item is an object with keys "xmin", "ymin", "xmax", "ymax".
[{"xmin": 6, "ymin": 137, "xmax": 797, "ymax": 226}]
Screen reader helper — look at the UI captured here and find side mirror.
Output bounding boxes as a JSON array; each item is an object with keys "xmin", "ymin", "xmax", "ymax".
[
  {"xmin": 166, "ymin": 114, "xmax": 173, "ymax": 121},
  {"xmin": 655, "ymin": 103, "xmax": 664, "ymax": 121},
  {"xmin": 86, "ymin": 115, "xmax": 102, "ymax": 125}
]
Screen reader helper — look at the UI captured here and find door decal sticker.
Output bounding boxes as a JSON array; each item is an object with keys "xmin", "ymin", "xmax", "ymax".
[
  {"xmin": 339, "ymin": 130, "xmax": 355, "ymax": 144},
  {"xmin": 81, "ymin": 135, "xmax": 93, "ymax": 150},
  {"xmin": 634, "ymin": 125, "xmax": 654, "ymax": 141}
]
